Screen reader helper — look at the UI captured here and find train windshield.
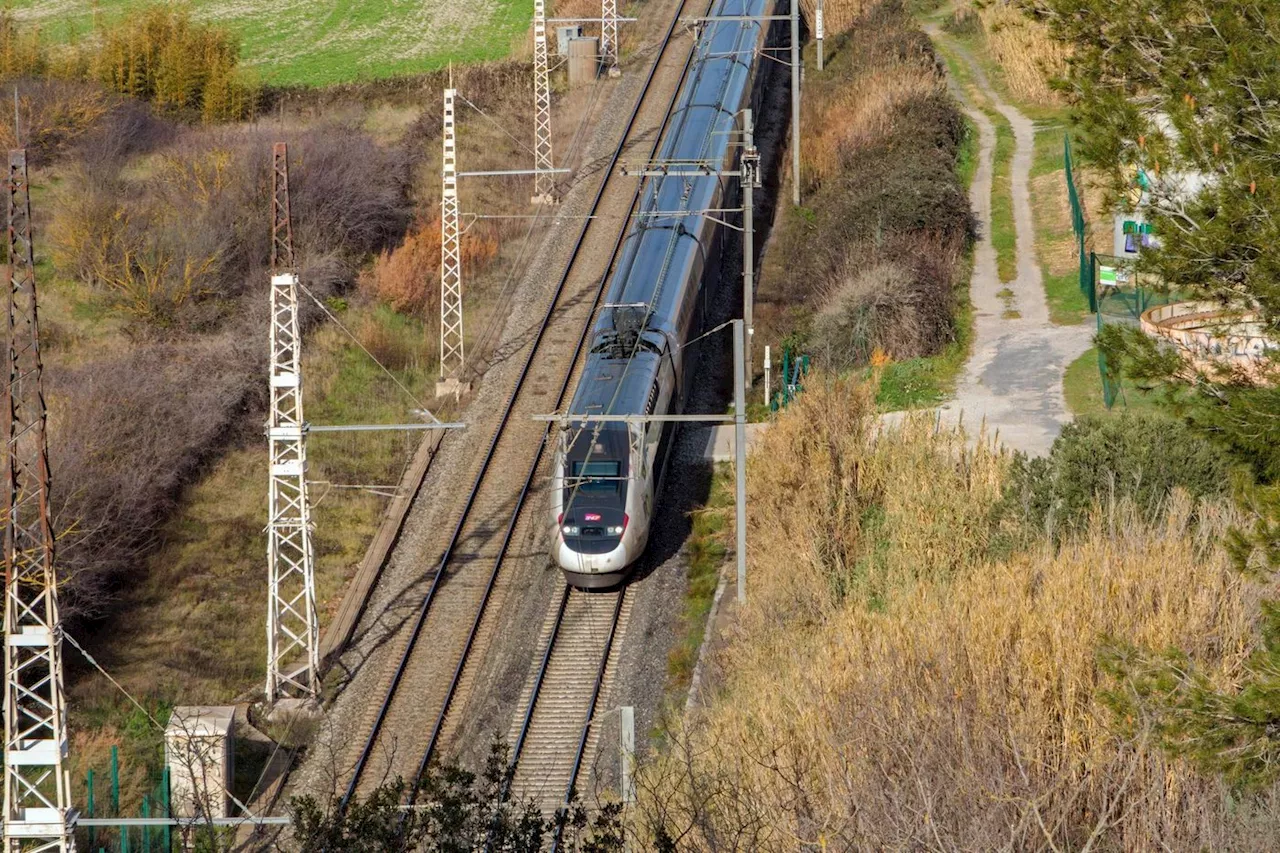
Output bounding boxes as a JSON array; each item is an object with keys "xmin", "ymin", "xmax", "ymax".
[{"xmin": 570, "ymin": 460, "xmax": 621, "ymax": 495}]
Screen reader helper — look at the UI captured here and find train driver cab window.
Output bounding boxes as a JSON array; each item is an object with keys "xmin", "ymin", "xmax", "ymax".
[{"xmin": 571, "ymin": 460, "xmax": 621, "ymax": 495}]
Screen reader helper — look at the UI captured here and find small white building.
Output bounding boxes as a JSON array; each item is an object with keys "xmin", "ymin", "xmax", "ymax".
[{"xmin": 165, "ymin": 706, "xmax": 236, "ymax": 820}]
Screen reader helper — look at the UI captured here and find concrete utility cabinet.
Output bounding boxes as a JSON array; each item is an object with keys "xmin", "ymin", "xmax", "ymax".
[
  {"xmin": 165, "ymin": 706, "xmax": 236, "ymax": 820},
  {"xmin": 557, "ymin": 25, "xmax": 583, "ymax": 56},
  {"xmin": 568, "ymin": 37, "xmax": 600, "ymax": 87}
]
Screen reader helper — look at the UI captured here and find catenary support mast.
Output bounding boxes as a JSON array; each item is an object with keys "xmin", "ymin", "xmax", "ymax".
[
  {"xmin": 601, "ymin": 0, "xmax": 620, "ymax": 76},
  {"xmin": 532, "ymin": 0, "xmax": 556, "ymax": 203},
  {"xmin": 2, "ymin": 149, "xmax": 75, "ymax": 853},
  {"xmin": 438, "ymin": 88, "xmax": 466, "ymax": 396},
  {"xmin": 790, "ymin": 0, "xmax": 801, "ymax": 206},
  {"xmin": 264, "ymin": 142, "xmax": 319, "ymax": 705}
]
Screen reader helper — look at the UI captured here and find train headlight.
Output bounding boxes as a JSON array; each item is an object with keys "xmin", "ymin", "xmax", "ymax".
[
  {"xmin": 562, "ymin": 524, "xmax": 580, "ymax": 536},
  {"xmin": 607, "ymin": 525, "xmax": 623, "ymax": 536}
]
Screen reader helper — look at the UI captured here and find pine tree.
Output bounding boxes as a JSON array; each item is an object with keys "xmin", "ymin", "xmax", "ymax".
[{"xmin": 1031, "ymin": 0, "xmax": 1280, "ymax": 789}]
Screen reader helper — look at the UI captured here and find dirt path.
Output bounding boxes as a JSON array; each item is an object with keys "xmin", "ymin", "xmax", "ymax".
[{"xmin": 925, "ymin": 28, "xmax": 1091, "ymax": 456}]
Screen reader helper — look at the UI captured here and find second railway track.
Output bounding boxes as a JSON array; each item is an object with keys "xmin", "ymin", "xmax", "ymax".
[
  {"xmin": 340, "ymin": 0, "xmax": 705, "ymax": 804},
  {"xmin": 507, "ymin": 585, "xmax": 632, "ymax": 819}
]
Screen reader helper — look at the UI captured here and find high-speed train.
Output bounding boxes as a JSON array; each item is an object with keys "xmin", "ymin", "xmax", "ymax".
[{"xmin": 550, "ymin": 0, "xmax": 778, "ymax": 588}]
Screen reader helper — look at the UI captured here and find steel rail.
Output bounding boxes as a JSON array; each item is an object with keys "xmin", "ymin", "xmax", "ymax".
[
  {"xmin": 412, "ymin": 0, "xmax": 707, "ymax": 791},
  {"xmin": 494, "ymin": 0, "xmax": 717, "ymax": 827},
  {"xmin": 340, "ymin": 0, "xmax": 702, "ymax": 811},
  {"xmin": 549, "ymin": 589, "xmax": 627, "ymax": 852}
]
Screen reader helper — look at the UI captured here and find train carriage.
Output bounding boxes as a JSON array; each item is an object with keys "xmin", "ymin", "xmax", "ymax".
[{"xmin": 551, "ymin": 0, "xmax": 778, "ymax": 587}]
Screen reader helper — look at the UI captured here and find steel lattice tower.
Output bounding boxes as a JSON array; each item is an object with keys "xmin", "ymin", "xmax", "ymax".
[
  {"xmin": 264, "ymin": 142, "xmax": 319, "ymax": 705},
  {"xmin": 2, "ymin": 149, "xmax": 74, "ymax": 853},
  {"xmin": 532, "ymin": 0, "xmax": 555, "ymax": 204},
  {"xmin": 438, "ymin": 89, "xmax": 465, "ymax": 394},
  {"xmin": 601, "ymin": 0, "xmax": 620, "ymax": 76}
]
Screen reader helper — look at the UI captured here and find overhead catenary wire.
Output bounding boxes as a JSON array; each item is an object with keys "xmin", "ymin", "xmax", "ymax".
[
  {"xmin": 456, "ymin": 92, "xmax": 539, "ymax": 158},
  {"xmin": 502, "ymin": 3, "xmax": 753, "ymax": 829},
  {"xmin": 61, "ymin": 632, "xmax": 264, "ymax": 822},
  {"xmin": 296, "ymin": 280, "xmax": 441, "ymax": 424},
  {"xmin": 555, "ymin": 11, "xmax": 755, "ymax": 541},
  {"xmin": 463, "ymin": 60, "xmax": 612, "ymax": 380}
]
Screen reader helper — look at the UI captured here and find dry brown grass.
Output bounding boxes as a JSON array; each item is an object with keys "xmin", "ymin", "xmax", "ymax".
[
  {"xmin": 806, "ymin": 63, "xmax": 943, "ymax": 183},
  {"xmin": 799, "ymin": 0, "xmax": 877, "ymax": 41},
  {"xmin": 635, "ymin": 376, "xmax": 1273, "ymax": 849},
  {"xmin": 1031, "ymin": 171, "xmax": 1076, "ymax": 275},
  {"xmin": 958, "ymin": 0, "xmax": 1067, "ymax": 107}
]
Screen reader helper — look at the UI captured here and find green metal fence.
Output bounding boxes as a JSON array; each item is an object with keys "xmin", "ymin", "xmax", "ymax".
[
  {"xmin": 1064, "ymin": 135, "xmax": 1096, "ymax": 313},
  {"xmin": 1092, "ymin": 253, "xmax": 1182, "ymax": 408},
  {"xmin": 769, "ymin": 346, "xmax": 810, "ymax": 411},
  {"xmin": 84, "ymin": 745, "xmax": 172, "ymax": 853}
]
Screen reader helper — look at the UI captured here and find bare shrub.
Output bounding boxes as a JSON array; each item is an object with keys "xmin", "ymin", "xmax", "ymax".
[
  {"xmin": 71, "ymin": 98, "xmax": 176, "ymax": 168},
  {"xmin": 48, "ymin": 336, "xmax": 257, "ymax": 619},
  {"xmin": 40, "ymin": 120, "xmax": 408, "ymax": 615},
  {"xmin": 811, "ymin": 249, "xmax": 956, "ymax": 370},
  {"xmin": 636, "ymin": 379, "xmax": 1275, "ymax": 849},
  {"xmin": 49, "ymin": 122, "xmax": 411, "ymax": 330},
  {"xmin": 284, "ymin": 125, "xmax": 414, "ymax": 258},
  {"xmin": 761, "ymin": 0, "xmax": 973, "ymax": 355},
  {"xmin": 365, "ymin": 216, "xmax": 500, "ymax": 318},
  {"xmin": 0, "ymin": 80, "xmax": 111, "ymax": 165}
]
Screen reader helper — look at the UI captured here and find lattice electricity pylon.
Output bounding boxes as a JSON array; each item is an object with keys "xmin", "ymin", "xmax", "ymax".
[
  {"xmin": 3, "ymin": 149, "xmax": 75, "ymax": 853},
  {"xmin": 531, "ymin": 0, "xmax": 556, "ymax": 204},
  {"xmin": 601, "ymin": 0, "xmax": 620, "ymax": 76},
  {"xmin": 264, "ymin": 142, "xmax": 319, "ymax": 705},
  {"xmin": 438, "ymin": 90, "xmax": 466, "ymax": 395}
]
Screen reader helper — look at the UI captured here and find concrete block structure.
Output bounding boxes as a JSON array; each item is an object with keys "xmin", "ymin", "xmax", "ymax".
[{"xmin": 165, "ymin": 706, "xmax": 236, "ymax": 820}]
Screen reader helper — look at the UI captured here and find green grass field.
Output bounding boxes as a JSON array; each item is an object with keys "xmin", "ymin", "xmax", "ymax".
[{"xmin": 12, "ymin": 0, "xmax": 531, "ymax": 86}]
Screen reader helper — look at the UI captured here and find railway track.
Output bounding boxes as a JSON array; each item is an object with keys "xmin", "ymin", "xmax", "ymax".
[
  {"xmin": 507, "ymin": 586, "xmax": 632, "ymax": 822},
  {"xmin": 340, "ymin": 0, "xmax": 704, "ymax": 804}
]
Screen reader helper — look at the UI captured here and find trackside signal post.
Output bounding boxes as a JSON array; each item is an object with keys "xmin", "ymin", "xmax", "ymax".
[
  {"xmin": 3, "ymin": 149, "xmax": 76, "ymax": 852},
  {"xmin": 790, "ymin": 0, "xmax": 801, "ymax": 205},
  {"xmin": 816, "ymin": 0, "xmax": 825, "ymax": 70}
]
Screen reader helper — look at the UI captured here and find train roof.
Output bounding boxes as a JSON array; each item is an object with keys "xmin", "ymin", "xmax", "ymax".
[{"xmin": 567, "ymin": 350, "xmax": 661, "ymax": 419}]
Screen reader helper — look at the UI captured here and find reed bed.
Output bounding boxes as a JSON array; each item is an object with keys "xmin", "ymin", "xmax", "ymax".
[
  {"xmin": 958, "ymin": 0, "xmax": 1067, "ymax": 107},
  {"xmin": 635, "ymin": 376, "xmax": 1276, "ymax": 849}
]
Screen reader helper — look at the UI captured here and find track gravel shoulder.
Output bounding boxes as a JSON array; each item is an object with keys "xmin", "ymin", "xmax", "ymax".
[
  {"xmin": 289, "ymin": 0, "xmax": 701, "ymax": 801},
  {"xmin": 290, "ymin": 65, "xmax": 646, "ymax": 801}
]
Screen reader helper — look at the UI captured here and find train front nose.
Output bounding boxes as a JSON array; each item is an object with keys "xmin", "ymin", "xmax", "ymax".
[
  {"xmin": 558, "ymin": 506, "xmax": 627, "ymax": 554},
  {"xmin": 557, "ymin": 504, "xmax": 632, "ymax": 579}
]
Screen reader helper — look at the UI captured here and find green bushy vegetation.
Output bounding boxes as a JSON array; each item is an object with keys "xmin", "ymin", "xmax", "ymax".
[
  {"xmin": 757, "ymin": 0, "xmax": 974, "ymax": 406},
  {"xmin": 1002, "ymin": 411, "xmax": 1236, "ymax": 538},
  {"xmin": 0, "ymin": 7, "xmax": 256, "ymax": 121}
]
